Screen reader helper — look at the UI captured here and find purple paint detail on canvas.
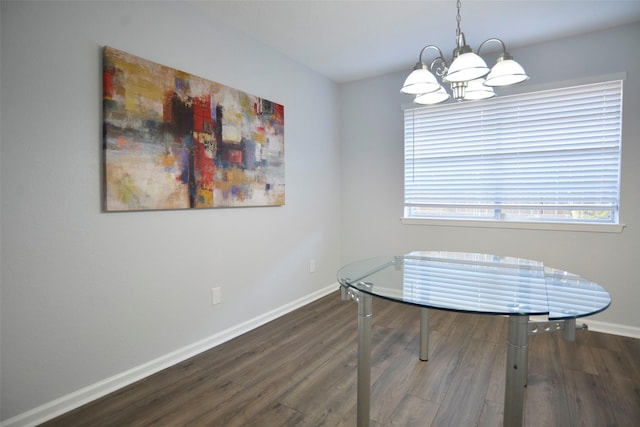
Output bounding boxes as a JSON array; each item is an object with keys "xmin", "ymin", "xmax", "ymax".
[{"xmin": 179, "ymin": 147, "xmax": 189, "ymax": 184}]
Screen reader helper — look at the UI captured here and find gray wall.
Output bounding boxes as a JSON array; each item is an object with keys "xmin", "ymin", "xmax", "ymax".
[
  {"xmin": 1, "ymin": 1, "xmax": 341, "ymax": 421},
  {"xmin": 340, "ymin": 22, "xmax": 640, "ymax": 332}
]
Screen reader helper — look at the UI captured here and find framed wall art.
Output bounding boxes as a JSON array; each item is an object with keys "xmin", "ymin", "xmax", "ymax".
[{"xmin": 103, "ymin": 46, "xmax": 285, "ymax": 211}]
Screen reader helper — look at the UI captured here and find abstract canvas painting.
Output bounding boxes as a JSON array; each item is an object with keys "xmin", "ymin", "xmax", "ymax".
[{"xmin": 103, "ymin": 46, "xmax": 285, "ymax": 211}]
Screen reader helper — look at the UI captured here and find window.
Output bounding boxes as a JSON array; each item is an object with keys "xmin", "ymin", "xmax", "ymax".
[{"xmin": 404, "ymin": 80, "xmax": 623, "ymax": 227}]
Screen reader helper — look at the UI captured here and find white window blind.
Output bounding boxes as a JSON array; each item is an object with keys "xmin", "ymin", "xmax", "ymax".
[{"xmin": 404, "ymin": 80, "xmax": 623, "ymax": 224}]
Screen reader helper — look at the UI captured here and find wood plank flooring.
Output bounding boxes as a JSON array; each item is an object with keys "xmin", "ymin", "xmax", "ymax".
[{"xmin": 42, "ymin": 291, "xmax": 640, "ymax": 426}]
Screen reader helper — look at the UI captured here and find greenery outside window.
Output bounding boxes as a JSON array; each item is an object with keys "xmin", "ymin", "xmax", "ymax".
[{"xmin": 404, "ymin": 80, "xmax": 623, "ymax": 227}]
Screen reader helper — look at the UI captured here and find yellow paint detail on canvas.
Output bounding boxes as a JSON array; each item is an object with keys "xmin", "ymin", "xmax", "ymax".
[
  {"xmin": 161, "ymin": 152, "xmax": 176, "ymax": 168},
  {"xmin": 115, "ymin": 58, "xmax": 168, "ymax": 117},
  {"xmin": 116, "ymin": 174, "xmax": 141, "ymax": 206},
  {"xmin": 216, "ymin": 168, "xmax": 248, "ymax": 191},
  {"xmin": 274, "ymin": 193, "xmax": 285, "ymax": 205},
  {"xmin": 196, "ymin": 188, "xmax": 214, "ymax": 207},
  {"xmin": 252, "ymin": 132, "xmax": 267, "ymax": 144}
]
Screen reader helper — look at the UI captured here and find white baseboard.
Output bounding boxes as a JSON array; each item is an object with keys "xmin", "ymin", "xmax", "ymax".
[
  {"xmin": 584, "ymin": 319, "xmax": 640, "ymax": 339},
  {"xmin": 1, "ymin": 284, "xmax": 339, "ymax": 427}
]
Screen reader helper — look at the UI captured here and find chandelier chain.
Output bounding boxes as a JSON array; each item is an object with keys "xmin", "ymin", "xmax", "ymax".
[{"xmin": 456, "ymin": 0, "xmax": 462, "ymax": 37}]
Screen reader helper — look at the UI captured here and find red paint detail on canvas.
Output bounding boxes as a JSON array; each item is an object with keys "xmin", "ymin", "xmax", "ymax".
[
  {"xmin": 194, "ymin": 134, "xmax": 215, "ymax": 187},
  {"xmin": 226, "ymin": 149, "xmax": 242, "ymax": 164},
  {"xmin": 103, "ymin": 69, "xmax": 115, "ymax": 99}
]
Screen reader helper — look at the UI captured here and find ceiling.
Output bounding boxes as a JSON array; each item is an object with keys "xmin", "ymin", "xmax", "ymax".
[{"xmin": 189, "ymin": 0, "xmax": 640, "ymax": 83}]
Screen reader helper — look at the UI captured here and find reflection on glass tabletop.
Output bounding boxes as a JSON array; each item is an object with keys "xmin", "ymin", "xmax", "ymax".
[{"xmin": 337, "ymin": 251, "xmax": 610, "ymax": 320}]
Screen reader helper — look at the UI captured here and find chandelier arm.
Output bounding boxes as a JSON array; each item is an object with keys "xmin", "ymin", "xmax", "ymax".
[
  {"xmin": 429, "ymin": 57, "xmax": 449, "ymax": 77},
  {"xmin": 477, "ymin": 38, "xmax": 507, "ymax": 56},
  {"xmin": 418, "ymin": 45, "xmax": 447, "ymax": 67}
]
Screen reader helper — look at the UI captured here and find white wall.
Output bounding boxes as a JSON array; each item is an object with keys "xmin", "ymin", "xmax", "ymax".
[
  {"xmin": 340, "ymin": 22, "xmax": 640, "ymax": 333},
  {"xmin": 0, "ymin": 1, "xmax": 341, "ymax": 422}
]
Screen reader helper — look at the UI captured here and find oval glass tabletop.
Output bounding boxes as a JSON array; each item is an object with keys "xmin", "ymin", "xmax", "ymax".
[{"xmin": 337, "ymin": 251, "xmax": 610, "ymax": 320}]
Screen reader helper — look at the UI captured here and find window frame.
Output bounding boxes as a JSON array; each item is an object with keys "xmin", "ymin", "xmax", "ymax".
[{"xmin": 401, "ymin": 75, "xmax": 626, "ymax": 233}]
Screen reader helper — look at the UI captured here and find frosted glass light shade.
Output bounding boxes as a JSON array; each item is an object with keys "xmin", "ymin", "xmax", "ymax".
[
  {"xmin": 415, "ymin": 87, "xmax": 450, "ymax": 105},
  {"xmin": 464, "ymin": 79, "xmax": 495, "ymax": 100},
  {"xmin": 443, "ymin": 52, "xmax": 489, "ymax": 83},
  {"xmin": 400, "ymin": 68, "xmax": 440, "ymax": 95},
  {"xmin": 484, "ymin": 59, "xmax": 529, "ymax": 87}
]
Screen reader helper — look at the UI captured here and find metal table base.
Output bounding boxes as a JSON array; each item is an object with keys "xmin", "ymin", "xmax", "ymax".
[{"xmin": 342, "ymin": 286, "xmax": 579, "ymax": 427}]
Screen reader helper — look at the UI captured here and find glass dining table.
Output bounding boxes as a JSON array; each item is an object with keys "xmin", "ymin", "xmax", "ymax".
[{"xmin": 337, "ymin": 251, "xmax": 611, "ymax": 427}]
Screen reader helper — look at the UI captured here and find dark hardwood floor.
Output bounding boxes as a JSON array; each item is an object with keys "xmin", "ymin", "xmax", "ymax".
[{"xmin": 42, "ymin": 291, "xmax": 640, "ymax": 426}]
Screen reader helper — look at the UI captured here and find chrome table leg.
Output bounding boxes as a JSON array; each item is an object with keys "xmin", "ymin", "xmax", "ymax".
[
  {"xmin": 420, "ymin": 308, "xmax": 429, "ymax": 361},
  {"xmin": 356, "ymin": 287, "xmax": 372, "ymax": 427},
  {"xmin": 504, "ymin": 315, "xmax": 529, "ymax": 427}
]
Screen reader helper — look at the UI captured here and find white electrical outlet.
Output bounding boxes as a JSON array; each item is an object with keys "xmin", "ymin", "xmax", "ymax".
[
  {"xmin": 309, "ymin": 259, "xmax": 316, "ymax": 273},
  {"xmin": 211, "ymin": 287, "xmax": 221, "ymax": 305}
]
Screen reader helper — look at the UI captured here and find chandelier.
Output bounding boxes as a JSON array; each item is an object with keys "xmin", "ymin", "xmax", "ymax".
[{"xmin": 400, "ymin": 0, "xmax": 529, "ymax": 105}]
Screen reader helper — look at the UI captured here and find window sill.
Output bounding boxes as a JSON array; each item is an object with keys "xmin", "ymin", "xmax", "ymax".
[{"xmin": 401, "ymin": 217, "xmax": 626, "ymax": 233}]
